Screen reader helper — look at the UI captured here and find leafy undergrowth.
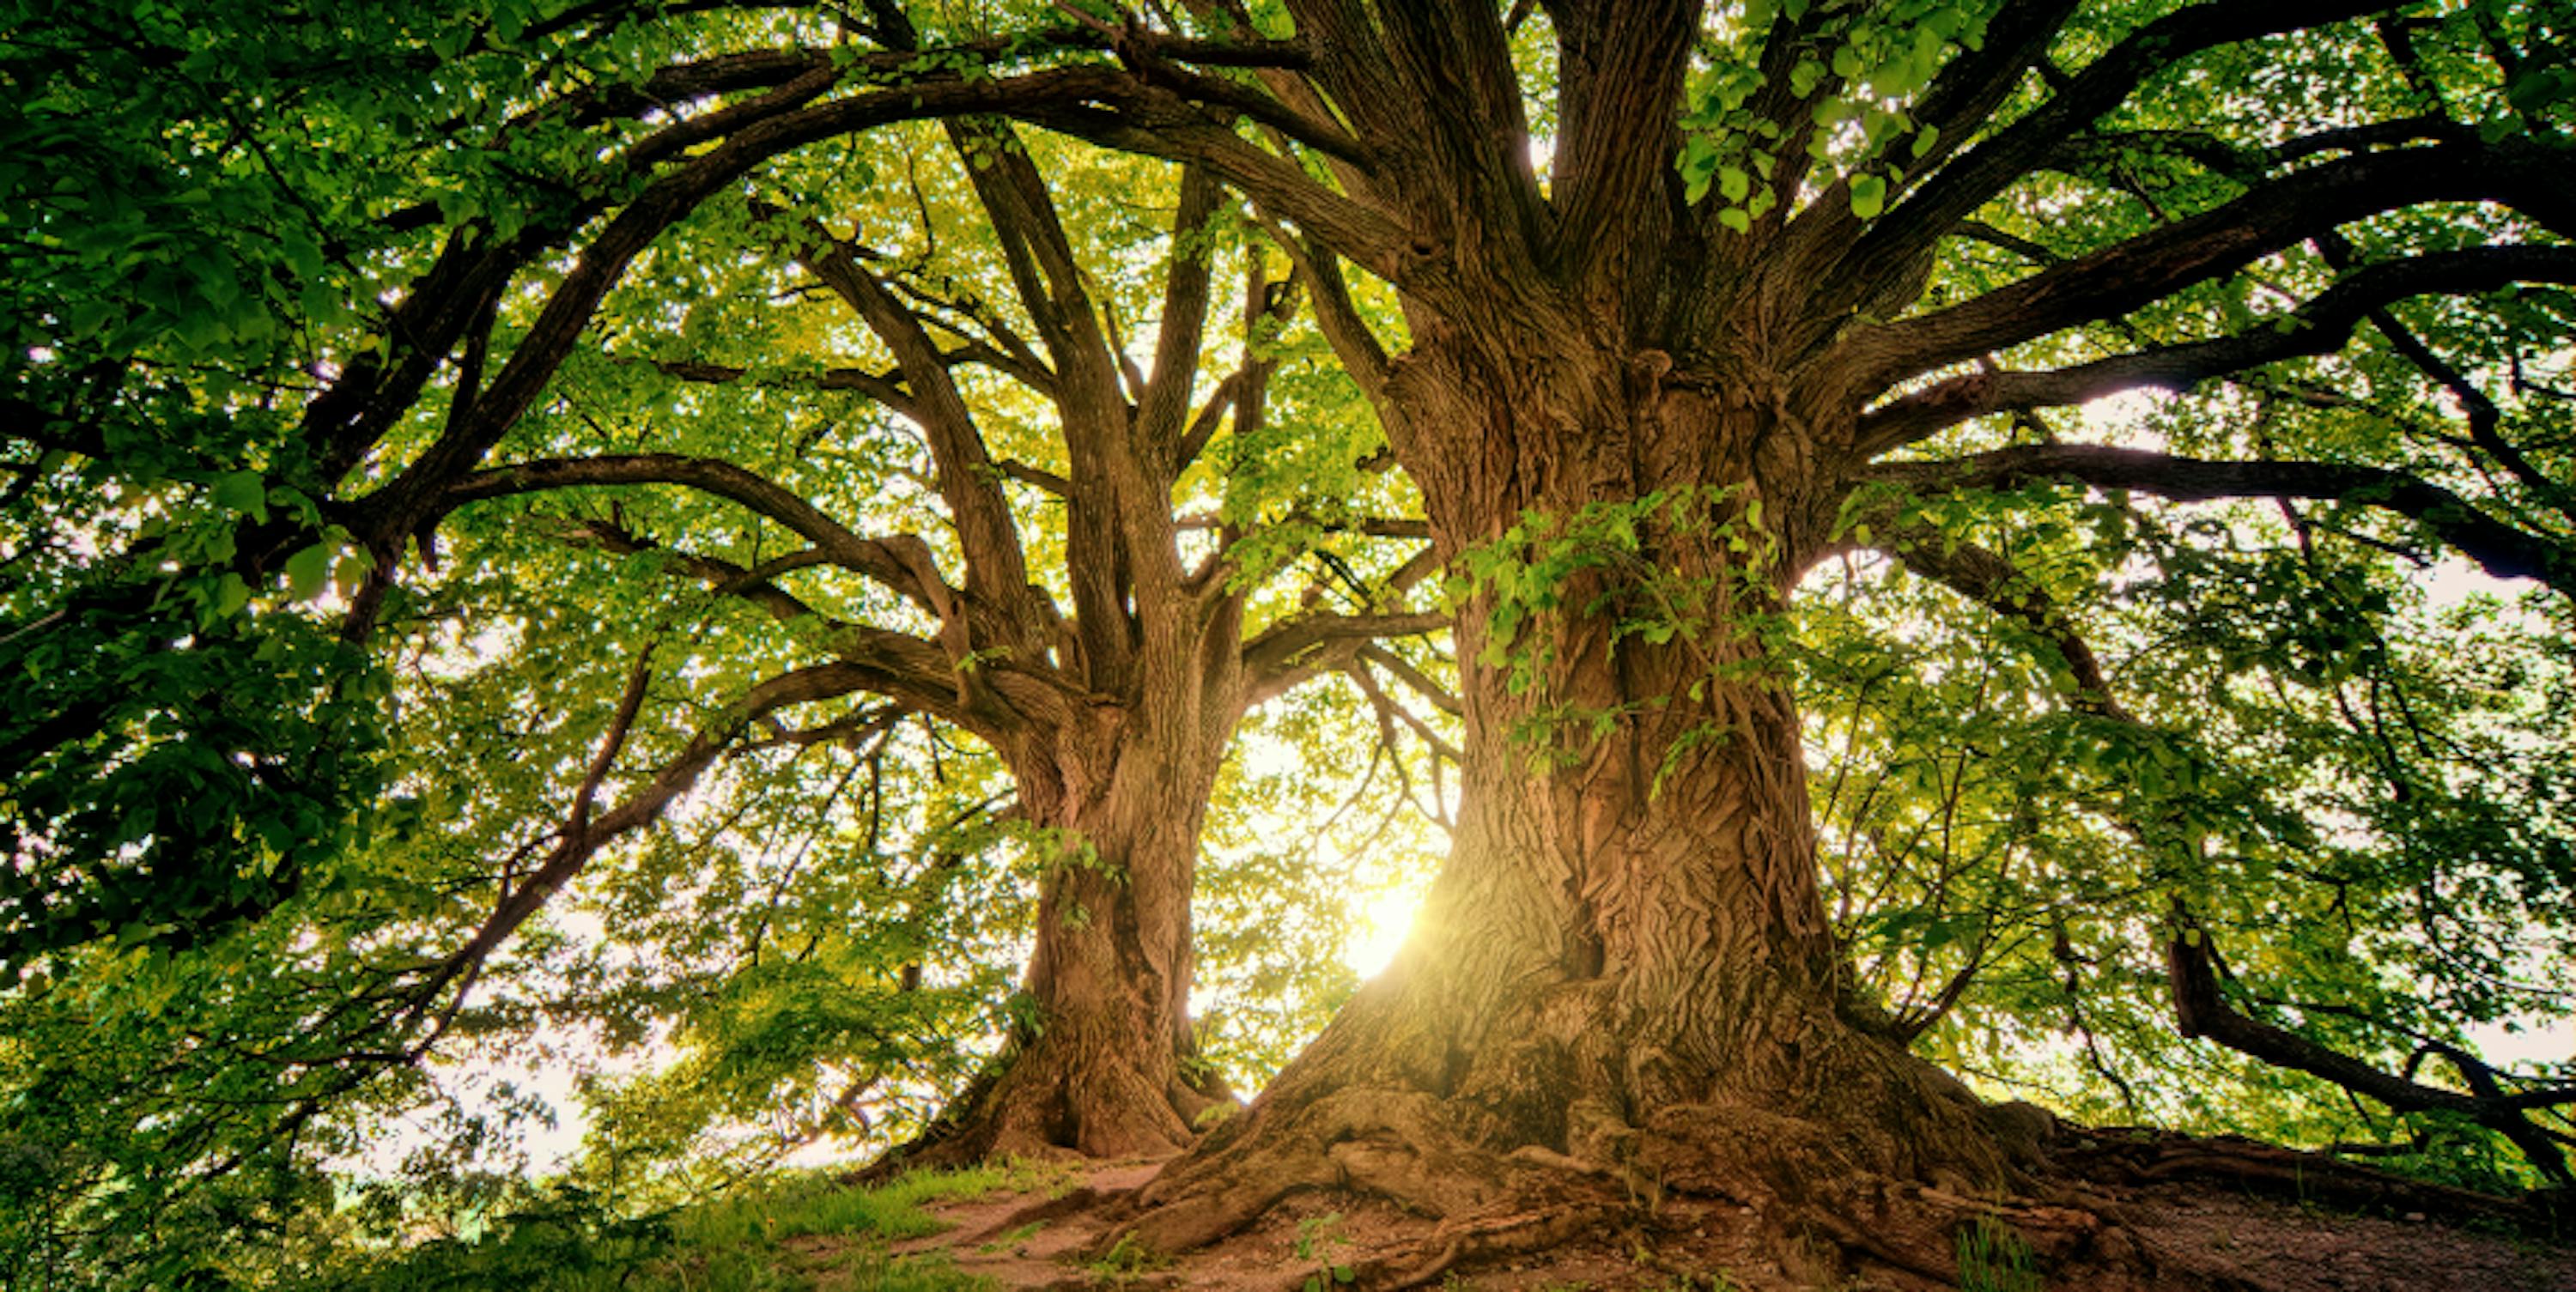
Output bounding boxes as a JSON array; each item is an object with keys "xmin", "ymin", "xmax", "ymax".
[{"xmin": 321, "ymin": 1165, "xmax": 1055, "ymax": 1291}]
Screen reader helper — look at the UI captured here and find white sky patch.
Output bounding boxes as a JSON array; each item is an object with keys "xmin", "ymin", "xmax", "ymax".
[
  {"xmin": 2418, "ymin": 555, "xmax": 2535, "ymax": 613},
  {"xmin": 2469, "ymin": 1015, "xmax": 2576, "ymax": 1070},
  {"xmin": 2077, "ymin": 388, "xmax": 2167, "ymax": 448}
]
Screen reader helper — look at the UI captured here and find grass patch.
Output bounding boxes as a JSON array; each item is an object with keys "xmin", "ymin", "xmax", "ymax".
[
  {"xmin": 1954, "ymin": 1216, "xmax": 2042, "ymax": 1292},
  {"xmin": 678, "ymin": 1164, "xmax": 1035, "ymax": 1247},
  {"xmin": 332, "ymin": 1164, "xmax": 1050, "ymax": 1292}
]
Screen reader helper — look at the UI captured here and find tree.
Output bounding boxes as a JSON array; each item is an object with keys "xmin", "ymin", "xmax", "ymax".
[
  {"xmin": 11, "ymin": 0, "xmax": 2576, "ymax": 1285},
  {"xmin": 423, "ymin": 118, "xmax": 1448, "ymax": 1164},
  {"xmin": 861, "ymin": 0, "xmax": 2576, "ymax": 1277},
  {"xmin": 2, "ymin": 0, "xmax": 1442, "ymax": 1266}
]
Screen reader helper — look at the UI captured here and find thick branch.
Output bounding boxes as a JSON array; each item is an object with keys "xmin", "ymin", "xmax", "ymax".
[
  {"xmin": 1239, "ymin": 608, "xmax": 1447, "ymax": 708},
  {"xmin": 1855, "ymin": 246, "xmax": 2576, "ymax": 452},
  {"xmin": 1002, "ymin": 70, "xmax": 1408, "ymax": 280},
  {"xmin": 355, "ymin": 62, "xmax": 1343, "ymax": 537},
  {"xmin": 1355, "ymin": 642, "xmax": 1461, "ymax": 718},
  {"xmin": 2318, "ymin": 234, "xmax": 2576, "ymax": 526},
  {"xmin": 796, "ymin": 232, "xmax": 1047, "ymax": 645},
  {"xmin": 1139, "ymin": 167, "xmax": 1224, "ymax": 472},
  {"xmin": 1848, "ymin": 142, "xmax": 2576, "ymax": 395},
  {"xmin": 2169, "ymin": 904, "xmax": 2575, "ymax": 1180},
  {"xmin": 1869, "ymin": 445, "xmax": 2576, "ymax": 596},
  {"xmin": 1820, "ymin": 0, "xmax": 2409, "ymax": 321},
  {"xmin": 444, "ymin": 453, "xmax": 959, "ymax": 615},
  {"xmin": 1546, "ymin": 1, "xmax": 1698, "ymax": 271}
]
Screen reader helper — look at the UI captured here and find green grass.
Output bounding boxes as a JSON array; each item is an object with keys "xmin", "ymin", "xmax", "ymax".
[
  {"xmin": 674, "ymin": 1164, "xmax": 1033, "ymax": 1248},
  {"xmin": 328, "ymin": 1165, "xmax": 1049, "ymax": 1292},
  {"xmin": 1954, "ymin": 1216, "xmax": 2043, "ymax": 1292}
]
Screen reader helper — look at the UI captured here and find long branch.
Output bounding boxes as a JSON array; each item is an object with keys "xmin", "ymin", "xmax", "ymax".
[
  {"xmin": 2169, "ymin": 904, "xmax": 2576, "ymax": 1180},
  {"xmin": 1846, "ymin": 142, "xmax": 2576, "ymax": 395},
  {"xmin": 443, "ymin": 453, "xmax": 959, "ymax": 614},
  {"xmin": 408, "ymin": 661, "xmax": 887, "ymax": 1032},
  {"xmin": 1819, "ymin": 0, "xmax": 2409, "ymax": 324},
  {"xmin": 1854, "ymin": 246, "xmax": 2576, "ymax": 452},
  {"xmin": 1863, "ymin": 521, "xmax": 2132, "ymax": 722},
  {"xmin": 1240, "ymin": 608, "xmax": 1448, "ymax": 707},
  {"xmin": 1868, "ymin": 445, "xmax": 2576, "ymax": 596}
]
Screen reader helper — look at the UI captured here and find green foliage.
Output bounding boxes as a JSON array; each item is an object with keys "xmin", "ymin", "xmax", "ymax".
[
  {"xmin": 308, "ymin": 1168, "xmax": 1013, "ymax": 1292},
  {"xmin": 0, "ymin": 0, "xmax": 708, "ymax": 965},
  {"xmin": 1449, "ymin": 485, "xmax": 1785, "ymax": 772},
  {"xmin": 1680, "ymin": 0, "xmax": 1998, "ymax": 223},
  {"xmin": 1802, "ymin": 466, "xmax": 2576, "ymax": 1177},
  {"xmin": 10, "ymin": 1, "xmax": 2576, "ymax": 1284},
  {"xmin": 1294, "ymin": 1211, "xmax": 1357, "ymax": 1290}
]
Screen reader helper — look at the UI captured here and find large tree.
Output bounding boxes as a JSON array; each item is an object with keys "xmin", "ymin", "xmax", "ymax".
[
  {"xmin": 846, "ymin": 0, "xmax": 2576, "ymax": 1277},
  {"xmin": 1, "ymin": 0, "xmax": 1437, "ymax": 1256},
  {"xmin": 431, "ymin": 119, "xmax": 1449, "ymax": 1164},
  {"xmin": 12, "ymin": 0, "xmax": 2576, "ymax": 1284}
]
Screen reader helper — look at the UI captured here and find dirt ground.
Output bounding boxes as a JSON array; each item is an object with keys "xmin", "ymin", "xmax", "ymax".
[{"xmin": 831, "ymin": 1154, "xmax": 2576, "ymax": 1291}]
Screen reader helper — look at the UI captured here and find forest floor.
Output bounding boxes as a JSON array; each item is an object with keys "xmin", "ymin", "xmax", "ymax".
[{"xmin": 784, "ymin": 1149, "xmax": 2576, "ymax": 1291}]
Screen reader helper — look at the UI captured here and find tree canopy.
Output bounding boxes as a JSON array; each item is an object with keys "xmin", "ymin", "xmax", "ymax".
[{"xmin": 5, "ymin": 0, "xmax": 2576, "ymax": 1287}]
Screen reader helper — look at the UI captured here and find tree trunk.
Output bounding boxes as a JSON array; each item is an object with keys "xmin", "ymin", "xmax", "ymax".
[
  {"xmin": 884, "ymin": 699, "xmax": 1237, "ymax": 1165},
  {"xmin": 1121, "ymin": 314, "xmax": 2052, "ymax": 1281}
]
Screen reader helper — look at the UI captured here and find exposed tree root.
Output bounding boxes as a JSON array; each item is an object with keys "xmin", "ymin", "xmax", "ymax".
[
  {"xmin": 1097, "ymin": 1065, "xmax": 2576, "ymax": 1290},
  {"xmin": 1093, "ymin": 1057, "xmax": 2155, "ymax": 1289},
  {"xmin": 1368, "ymin": 1204, "xmax": 1614, "ymax": 1289},
  {"xmin": 854, "ymin": 1028, "xmax": 1230, "ymax": 1181},
  {"xmin": 2060, "ymin": 1125, "xmax": 2566, "ymax": 1234},
  {"xmin": 1044, "ymin": 1093, "xmax": 2567, "ymax": 1290}
]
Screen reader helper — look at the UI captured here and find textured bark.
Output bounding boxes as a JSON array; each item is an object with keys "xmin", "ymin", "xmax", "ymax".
[
  {"xmin": 896, "ymin": 703, "xmax": 1236, "ymax": 1163},
  {"xmin": 1116, "ymin": 165, "xmax": 2049, "ymax": 1281},
  {"xmin": 833, "ymin": 0, "xmax": 2576, "ymax": 1279}
]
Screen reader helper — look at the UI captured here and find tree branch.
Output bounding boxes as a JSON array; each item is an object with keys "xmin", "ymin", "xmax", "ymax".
[
  {"xmin": 1239, "ymin": 608, "xmax": 1447, "ymax": 707},
  {"xmin": 442, "ymin": 453, "xmax": 962, "ymax": 615},
  {"xmin": 2168, "ymin": 901, "xmax": 2575, "ymax": 1181},
  {"xmin": 1818, "ymin": 0, "xmax": 2411, "ymax": 323},
  {"xmin": 1856, "ymin": 517, "xmax": 2133, "ymax": 721},
  {"xmin": 1868, "ymin": 445, "xmax": 2576, "ymax": 596},
  {"xmin": 794, "ymin": 227, "xmax": 1049, "ymax": 650},
  {"xmin": 410, "ymin": 661, "xmax": 891, "ymax": 1032},
  {"xmin": 1847, "ymin": 142, "xmax": 2576, "ymax": 396},
  {"xmin": 1355, "ymin": 642, "xmax": 1461, "ymax": 718},
  {"xmin": 1854, "ymin": 246, "xmax": 2576, "ymax": 452},
  {"xmin": 641, "ymin": 357, "xmax": 920, "ymax": 416},
  {"xmin": 1138, "ymin": 166, "xmax": 1224, "ymax": 471}
]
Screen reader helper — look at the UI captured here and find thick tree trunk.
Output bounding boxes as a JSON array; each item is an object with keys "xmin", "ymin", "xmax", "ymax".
[
  {"xmin": 1120, "ymin": 319, "xmax": 2055, "ymax": 1281},
  {"xmin": 884, "ymin": 702, "xmax": 1236, "ymax": 1165}
]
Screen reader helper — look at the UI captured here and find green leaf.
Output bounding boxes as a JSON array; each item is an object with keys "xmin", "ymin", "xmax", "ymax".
[
  {"xmin": 1850, "ymin": 173, "xmax": 1887, "ymax": 221},
  {"xmin": 211, "ymin": 470, "xmax": 268, "ymax": 521},
  {"xmin": 333, "ymin": 549, "xmax": 374, "ymax": 598},
  {"xmin": 285, "ymin": 542, "xmax": 336, "ymax": 601}
]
